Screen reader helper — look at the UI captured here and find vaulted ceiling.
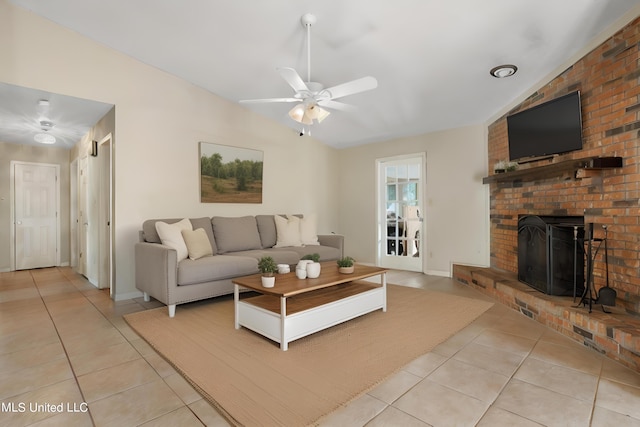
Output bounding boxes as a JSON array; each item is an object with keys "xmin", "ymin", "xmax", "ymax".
[{"xmin": 5, "ymin": 0, "xmax": 640, "ymax": 149}]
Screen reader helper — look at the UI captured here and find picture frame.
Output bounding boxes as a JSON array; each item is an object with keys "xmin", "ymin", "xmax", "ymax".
[{"xmin": 199, "ymin": 142, "xmax": 263, "ymax": 203}]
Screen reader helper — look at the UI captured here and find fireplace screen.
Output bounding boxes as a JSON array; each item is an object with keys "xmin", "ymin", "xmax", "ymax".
[{"xmin": 517, "ymin": 215, "xmax": 584, "ymax": 296}]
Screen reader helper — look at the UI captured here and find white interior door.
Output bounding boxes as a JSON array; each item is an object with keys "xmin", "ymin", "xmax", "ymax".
[
  {"xmin": 13, "ymin": 162, "xmax": 59, "ymax": 270},
  {"xmin": 377, "ymin": 155, "xmax": 425, "ymax": 272}
]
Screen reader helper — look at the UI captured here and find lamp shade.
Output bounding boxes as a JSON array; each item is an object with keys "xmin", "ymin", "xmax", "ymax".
[
  {"xmin": 288, "ymin": 104, "xmax": 306, "ymax": 123},
  {"xmin": 289, "ymin": 102, "xmax": 330, "ymax": 125},
  {"xmin": 305, "ymin": 105, "xmax": 330, "ymax": 123}
]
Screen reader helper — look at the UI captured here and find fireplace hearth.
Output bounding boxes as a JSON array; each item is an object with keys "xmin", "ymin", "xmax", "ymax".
[{"xmin": 517, "ymin": 215, "xmax": 585, "ymax": 296}]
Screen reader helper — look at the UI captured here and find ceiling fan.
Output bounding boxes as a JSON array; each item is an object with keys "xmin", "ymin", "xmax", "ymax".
[{"xmin": 240, "ymin": 13, "xmax": 378, "ymax": 128}]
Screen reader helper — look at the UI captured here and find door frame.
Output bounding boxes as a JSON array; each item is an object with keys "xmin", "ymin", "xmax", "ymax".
[
  {"xmin": 70, "ymin": 158, "xmax": 78, "ymax": 268},
  {"xmin": 78, "ymin": 155, "xmax": 88, "ymax": 277},
  {"xmin": 375, "ymin": 153, "xmax": 426, "ymax": 272},
  {"xmin": 9, "ymin": 161, "xmax": 61, "ymax": 271},
  {"xmin": 98, "ymin": 134, "xmax": 114, "ymax": 295}
]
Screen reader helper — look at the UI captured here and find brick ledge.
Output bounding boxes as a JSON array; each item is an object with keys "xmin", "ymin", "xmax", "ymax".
[{"xmin": 452, "ymin": 264, "xmax": 640, "ymax": 372}]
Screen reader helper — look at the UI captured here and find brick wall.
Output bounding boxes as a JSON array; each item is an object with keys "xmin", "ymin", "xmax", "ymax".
[{"xmin": 487, "ymin": 17, "xmax": 640, "ymax": 314}]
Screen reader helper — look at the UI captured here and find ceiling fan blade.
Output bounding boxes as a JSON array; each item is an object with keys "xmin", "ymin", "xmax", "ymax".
[
  {"xmin": 277, "ymin": 67, "xmax": 309, "ymax": 93},
  {"xmin": 239, "ymin": 97, "xmax": 299, "ymax": 104},
  {"xmin": 324, "ymin": 76, "xmax": 378, "ymax": 100},
  {"xmin": 318, "ymin": 100, "xmax": 357, "ymax": 112}
]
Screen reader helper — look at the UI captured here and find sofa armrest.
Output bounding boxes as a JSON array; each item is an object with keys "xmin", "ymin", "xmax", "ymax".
[
  {"xmin": 134, "ymin": 242, "xmax": 177, "ymax": 305},
  {"xmin": 317, "ymin": 234, "xmax": 344, "ymax": 258}
]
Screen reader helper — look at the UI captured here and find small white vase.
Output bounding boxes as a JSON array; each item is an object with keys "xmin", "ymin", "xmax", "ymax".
[
  {"xmin": 261, "ymin": 276, "xmax": 275, "ymax": 288},
  {"xmin": 296, "ymin": 268, "xmax": 307, "ymax": 279},
  {"xmin": 296, "ymin": 260, "xmax": 313, "ymax": 270},
  {"xmin": 306, "ymin": 262, "xmax": 321, "ymax": 279}
]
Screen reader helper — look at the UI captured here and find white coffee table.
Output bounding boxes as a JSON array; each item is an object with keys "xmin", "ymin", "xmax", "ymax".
[{"xmin": 233, "ymin": 262, "xmax": 387, "ymax": 351}]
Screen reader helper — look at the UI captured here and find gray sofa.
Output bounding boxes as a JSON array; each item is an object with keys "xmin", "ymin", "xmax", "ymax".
[{"xmin": 135, "ymin": 215, "xmax": 343, "ymax": 317}]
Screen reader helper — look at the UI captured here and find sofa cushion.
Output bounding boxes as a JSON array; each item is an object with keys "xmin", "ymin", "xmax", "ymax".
[
  {"xmin": 212, "ymin": 216, "xmax": 262, "ymax": 254},
  {"xmin": 232, "ymin": 249, "xmax": 301, "ymax": 266},
  {"xmin": 143, "ymin": 218, "xmax": 181, "ymax": 243},
  {"xmin": 270, "ymin": 245, "xmax": 341, "ymax": 262},
  {"xmin": 177, "ymin": 255, "xmax": 258, "ymax": 285},
  {"xmin": 274, "ymin": 215, "xmax": 302, "ymax": 248},
  {"xmin": 256, "ymin": 215, "xmax": 277, "ymax": 248},
  {"xmin": 189, "ymin": 217, "xmax": 217, "ymax": 254},
  {"xmin": 155, "ymin": 218, "xmax": 192, "ymax": 262},
  {"xmin": 181, "ymin": 228, "xmax": 213, "ymax": 260},
  {"xmin": 142, "ymin": 218, "xmax": 216, "ymax": 253}
]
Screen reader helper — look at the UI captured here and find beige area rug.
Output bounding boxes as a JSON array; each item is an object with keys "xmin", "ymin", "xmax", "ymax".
[{"xmin": 124, "ymin": 285, "xmax": 493, "ymax": 426}]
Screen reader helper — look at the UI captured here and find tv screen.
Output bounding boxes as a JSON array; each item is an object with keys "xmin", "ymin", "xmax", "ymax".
[{"xmin": 507, "ymin": 91, "xmax": 583, "ymax": 161}]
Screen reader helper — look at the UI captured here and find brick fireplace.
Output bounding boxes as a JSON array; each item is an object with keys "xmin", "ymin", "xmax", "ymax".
[{"xmin": 487, "ymin": 16, "xmax": 640, "ymax": 315}]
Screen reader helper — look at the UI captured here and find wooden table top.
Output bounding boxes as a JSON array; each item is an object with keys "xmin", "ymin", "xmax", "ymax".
[{"xmin": 232, "ymin": 262, "xmax": 387, "ymax": 298}]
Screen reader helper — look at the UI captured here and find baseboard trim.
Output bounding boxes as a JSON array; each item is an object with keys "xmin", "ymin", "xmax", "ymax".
[{"xmin": 426, "ymin": 269, "xmax": 450, "ymax": 277}]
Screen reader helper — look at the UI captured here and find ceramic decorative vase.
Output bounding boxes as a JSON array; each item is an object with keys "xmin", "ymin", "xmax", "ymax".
[
  {"xmin": 296, "ymin": 260, "xmax": 313, "ymax": 269},
  {"xmin": 277, "ymin": 264, "xmax": 290, "ymax": 274},
  {"xmin": 339, "ymin": 266, "xmax": 355, "ymax": 274},
  {"xmin": 295, "ymin": 268, "xmax": 307, "ymax": 279},
  {"xmin": 306, "ymin": 262, "xmax": 321, "ymax": 279},
  {"xmin": 261, "ymin": 275, "xmax": 275, "ymax": 288}
]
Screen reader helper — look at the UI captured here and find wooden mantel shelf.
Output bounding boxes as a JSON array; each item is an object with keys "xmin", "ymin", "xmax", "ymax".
[{"xmin": 482, "ymin": 156, "xmax": 622, "ymax": 184}]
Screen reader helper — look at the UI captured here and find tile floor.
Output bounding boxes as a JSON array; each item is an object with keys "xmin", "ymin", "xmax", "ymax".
[{"xmin": 1, "ymin": 267, "xmax": 639, "ymax": 426}]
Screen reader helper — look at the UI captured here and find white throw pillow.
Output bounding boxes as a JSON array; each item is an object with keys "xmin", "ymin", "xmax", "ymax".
[
  {"xmin": 155, "ymin": 218, "xmax": 192, "ymax": 262},
  {"xmin": 274, "ymin": 215, "xmax": 302, "ymax": 247},
  {"xmin": 300, "ymin": 213, "xmax": 320, "ymax": 245}
]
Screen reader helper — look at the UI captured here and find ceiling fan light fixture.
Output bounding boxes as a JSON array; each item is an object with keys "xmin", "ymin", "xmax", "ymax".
[
  {"xmin": 288, "ymin": 104, "xmax": 306, "ymax": 123},
  {"xmin": 306, "ymin": 104, "xmax": 330, "ymax": 123},
  {"xmin": 301, "ymin": 112, "xmax": 313, "ymax": 126},
  {"xmin": 240, "ymin": 12, "xmax": 376, "ymax": 131},
  {"xmin": 490, "ymin": 64, "xmax": 518, "ymax": 78},
  {"xmin": 34, "ymin": 133, "xmax": 56, "ymax": 144}
]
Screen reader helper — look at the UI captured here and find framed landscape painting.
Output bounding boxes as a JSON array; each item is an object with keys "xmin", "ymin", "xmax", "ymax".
[{"xmin": 199, "ymin": 142, "xmax": 263, "ymax": 203}]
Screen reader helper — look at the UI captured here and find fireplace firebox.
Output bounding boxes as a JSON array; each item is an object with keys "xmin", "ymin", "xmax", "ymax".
[{"xmin": 517, "ymin": 215, "xmax": 584, "ymax": 296}]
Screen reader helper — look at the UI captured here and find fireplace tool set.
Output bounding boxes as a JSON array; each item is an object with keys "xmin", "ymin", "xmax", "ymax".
[{"xmin": 574, "ymin": 224, "xmax": 616, "ymax": 313}]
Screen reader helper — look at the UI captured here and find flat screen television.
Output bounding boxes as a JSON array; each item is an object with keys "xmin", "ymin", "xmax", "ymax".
[{"xmin": 507, "ymin": 91, "xmax": 583, "ymax": 161}]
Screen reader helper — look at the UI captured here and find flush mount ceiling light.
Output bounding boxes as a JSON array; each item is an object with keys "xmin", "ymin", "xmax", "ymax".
[
  {"xmin": 34, "ymin": 133, "xmax": 56, "ymax": 144},
  {"xmin": 490, "ymin": 64, "xmax": 518, "ymax": 78}
]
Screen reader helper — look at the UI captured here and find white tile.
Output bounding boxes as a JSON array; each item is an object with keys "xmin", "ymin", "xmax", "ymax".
[
  {"xmin": 494, "ymin": 379, "xmax": 593, "ymax": 427},
  {"xmin": 595, "ymin": 379, "xmax": 640, "ymax": 420},
  {"xmin": 393, "ymin": 380, "xmax": 489, "ymax": 426},
  {"xmin": 514, "ymin": 357, "xmax": 598, "ymax": 402}
]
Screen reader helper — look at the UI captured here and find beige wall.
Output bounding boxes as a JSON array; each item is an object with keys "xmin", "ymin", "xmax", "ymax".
[
  {"xmin": 0, "ymin": 141, "xmax": 71, "ymax": 271},
  {"xmin": 0, "ymin": 0, "xmax": 489, "ymax": 294},
  {"xmin": 1, "ymin": 1, "xmax": 339, "ymax": 298},
  {"xmin": 338, "ymin": 125, "xmax": 489, "ymax": 275}
]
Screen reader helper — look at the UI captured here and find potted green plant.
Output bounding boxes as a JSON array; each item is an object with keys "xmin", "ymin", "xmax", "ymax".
[
  {"xmin": 506, "ymin": 161, "xmax": 519, "ymax": 172},
  {"xmin": 301, "ymin": 253, "xmax": 321, "ymax": 278},
  {"xmin": 337, "ymin": 256, "xmax": 355, "ymax": 274},
  {"xmin": 258, "ymin": 256, "xmax": 278, "ymax": 288}
]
